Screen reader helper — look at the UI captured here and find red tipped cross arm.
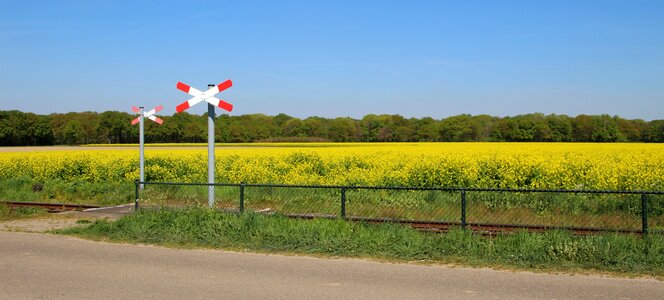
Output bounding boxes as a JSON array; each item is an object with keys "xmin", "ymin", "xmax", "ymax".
[
  {"xmin": 175, "ymin": 80, "xmax": 233, "ymax": 112},
  {"xmin": 174, "ymin": 79, "xmax": 234, "ymax": 207},
  {"xmin": 131, "ymin": 104, "xmax": 164, "ymax": 192},
  {"xmin": 131, "ymin": 105, "xmax": 164, "ymax": 125}
]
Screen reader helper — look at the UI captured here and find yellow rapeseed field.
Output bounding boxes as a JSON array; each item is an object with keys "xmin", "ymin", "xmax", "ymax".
[{"xmin": 1, "ymin": 143, "xmax": 662, "ymax": 190}]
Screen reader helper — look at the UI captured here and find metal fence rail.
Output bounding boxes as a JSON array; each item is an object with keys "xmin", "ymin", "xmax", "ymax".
[{"xmin": 135, "ymin": 181, "xmax": 664, "ymax": 236}]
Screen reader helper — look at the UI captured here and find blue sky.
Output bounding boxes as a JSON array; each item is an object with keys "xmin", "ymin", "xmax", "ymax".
[{"xmin": 1, "ymin": 0, "xmax": 663, "ymax": 120}]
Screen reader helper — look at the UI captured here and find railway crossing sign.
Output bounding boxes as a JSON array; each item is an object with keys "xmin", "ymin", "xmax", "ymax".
[
  {"xmin": 175, "ymin": 80, "xmax": 233, "ymax": 113},
  {"xmin": 131, "ymin": 105, "xmax": 164, "ymax": 189},
  {"xmin": 175, "ymin": 80, "xmax": 234, "ymax": 207},
  {"xmin": 131, "ymin": 105, "xmax": 164, "ymax": 125}
]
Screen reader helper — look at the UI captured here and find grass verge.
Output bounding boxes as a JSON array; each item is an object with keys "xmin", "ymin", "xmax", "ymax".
[
  {"xmin": 0, "ymin": 203, "xmax": 49, "ymax": 220},
  {"xmin": 58, "ymin": 208, "xmax": 664, "ymax": 277},
  {"xmin": 0, "ymin": 178, "xmax": 133, "ymax": 206}
]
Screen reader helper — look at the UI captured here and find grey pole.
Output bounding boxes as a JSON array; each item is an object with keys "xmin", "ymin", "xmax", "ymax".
[
  {"xmin": 207, "ymin": 84, "xmax": 216, "ymax": 208},
  {"xmin": 139, "ymin": 106, "xmax": 145, "ymax": 190}
]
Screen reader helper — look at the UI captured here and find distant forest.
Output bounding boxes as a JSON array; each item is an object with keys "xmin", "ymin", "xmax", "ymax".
[{"xmin": 0, "ymin": 110, "xmax": 663, "ymax": 145}]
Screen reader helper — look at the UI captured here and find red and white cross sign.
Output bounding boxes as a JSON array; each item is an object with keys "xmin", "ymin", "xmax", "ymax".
[
  {"xmin": 131, "ymin": 105, "xmax": 164, "ymax": 125},
  {"xmin": 175, "ymin": 80, "xmax": 233, "ymax": 113}
]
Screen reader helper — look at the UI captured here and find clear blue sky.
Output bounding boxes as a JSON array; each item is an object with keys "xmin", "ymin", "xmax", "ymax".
[{"xmin": 1, "ymin": 0, "xmax": 663, "ymax": 120}]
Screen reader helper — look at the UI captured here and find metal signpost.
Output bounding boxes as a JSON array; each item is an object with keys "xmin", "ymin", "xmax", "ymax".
[
  {"xmin": 131, "ymin": 105, "xmax": 164, "ymax": 189},
  {"xmin": 175, "ymin": 80, "xmax": 233, "ymax": 207}
]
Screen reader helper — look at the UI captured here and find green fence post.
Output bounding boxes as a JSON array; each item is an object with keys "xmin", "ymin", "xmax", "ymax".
[
  {"xmin": 134, "ymin": 180, "xmax": 140, "ymax": 211},
  {"xmin": 240, "ymin": 183, "xmax": 245, "ymax": 213},
  {"xmin": 642, "ymin": 193, "xmax": 648, "ymax": 236},
  {"xmin": 461, "ymin": 189, "xmax": 467, "ymax": 229},
  {"xmin": 341, "ymin": 187, "xmax": 347, "ymax": 218}
]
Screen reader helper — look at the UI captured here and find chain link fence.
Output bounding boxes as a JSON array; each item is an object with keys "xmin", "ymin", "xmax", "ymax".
[{"xmin": 136, "ymin": 181, "xmax": 664, "ymax": 236}]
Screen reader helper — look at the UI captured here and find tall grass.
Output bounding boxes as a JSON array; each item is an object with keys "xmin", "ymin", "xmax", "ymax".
[
  {"xmin": 0, "ymin": 177, "xmax": 133, "ymax": 205},
  {"xmin": 60, "ymin": 208, "xmax": 664, "ymax": 276},
  {"xmin": 140, "ymin": 184, "xmax": 662, "ymax": 231},
  {"xmin": 0, "ymin": 203, "xmax": 48, "ymax": 220}
]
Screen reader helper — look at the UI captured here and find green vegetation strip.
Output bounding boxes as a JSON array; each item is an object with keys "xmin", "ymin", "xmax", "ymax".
[
  {"xmin": 0, "ymin": 178, "xmax": 133, "ymax": 206},
  {"xmin": 59, "ymin": 208, "xmax": 664, "ymax": 277},
  {"xmin": 0, "ymin": 203, "xmax": 49, "ymax": 220}
]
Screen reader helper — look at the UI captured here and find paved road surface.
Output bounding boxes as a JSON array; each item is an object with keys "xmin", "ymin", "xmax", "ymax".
[{"xmin": 1, "ymin": 231, "xmax": 662, "ymax": 299}]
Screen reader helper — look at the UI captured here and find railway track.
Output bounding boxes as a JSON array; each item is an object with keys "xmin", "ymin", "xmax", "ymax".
[
  {"xmin": 284, "ymin": 213, "xmax": 646, "ymax": 236},
  {"xmin": 1, "ymin": 201, "xmax": 100, "ymax": 213},
  {"xmin": 17, "ymin": 201, "xmax": 647, "ymax": 236}
]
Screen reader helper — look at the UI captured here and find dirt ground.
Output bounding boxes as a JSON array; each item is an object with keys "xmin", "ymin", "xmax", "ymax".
[
  {"xmin": 0, "ymin": 214, "xmax": 102, "ymax": 232},
  {"xmin": 0, "ymin": 205, "xmax": 132, "ymax": 232},
  {"xmin": 1, "ymin": 215, "xmax": 84, "ymax": 232}
]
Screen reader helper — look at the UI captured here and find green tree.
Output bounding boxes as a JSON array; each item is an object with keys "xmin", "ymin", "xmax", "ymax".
[
  {"xmin": 33, "ymin": 115, "xmax": 54, "ymax": 145},
  {"xmin": 440, "ymin": 114, "xmax": 474, "ymax": 141},
  {"xmin": 1, "ymin": 109, "xmax": 661, "ymax": 144},
  {"xmin": 414, "ymin": 117, "xmax": 440, "ymax": 141},
  {"xmin": 360, "ymin": 114, "xmax": 399, "ymax": 142},
  {"xmin": 273, "ymin": 113, "xmax": 293, "ymax": 136},
  {"xmin": 496, "ymin": 115, "xmax": 536, "ymax": 142},
  {"xmin": 283, "ymin": 118, "xmax": 306, "ymax": 137},
  {"xmin": 328, "ymin": 117, "xmax": 358, "ymax": 142},
  {"xmin": 545, "ymin": 114, "xmax": 573, "ymax": 142},
  {"xmin": 616, "ymin": 117, "xmax": 644, "ymax": 142},
  {"xmin": 572, "ymin": 115, "xmax": 594, "ymax": 142},
  {"xmin": 303, "ymin": 117, "xmax": 330, "ymax": 139},
  {"xmin": 472, "ymin": 115, "xmax": 498, "ymax": 141},
  {"xmin": 97, "ymin": 111, "xmax": 132, "ymax": 144},
  {"xmin": 643, "ymin": 120, "xmax": 664, "ymax": 142},
  {"xmin": 590, "ymin": 115, "xmax": 624, "ymax": 142},
  {"xmin": 62, "ymin": 120, "xmax": 84, "ymax": 145},
  {"xmin": 0, "ymin": 111, "xmax": 16, "ymax": 145},
  {"xmin": 392, "ymin": 115, "xmax": 416, "ymax": 142}
]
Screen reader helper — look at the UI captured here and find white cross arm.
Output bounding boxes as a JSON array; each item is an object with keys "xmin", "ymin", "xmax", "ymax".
[
  {"xmin": 175, "ymin": 80, "xmax": 233, "ymax": 112},
  {"xmin": 146, "ymin": 115, "xmax": 164, "ymax": 124},
  {"xmin": 205, "ymin": 97, "xmax": 233, "ymax": 112},
  {"xmin": 131, "ymin": 105, "xmax": 164, "ymax": 125},
  {"xmin": 143, "ymin": 105, "xmax": 163, "ymax": 117}
]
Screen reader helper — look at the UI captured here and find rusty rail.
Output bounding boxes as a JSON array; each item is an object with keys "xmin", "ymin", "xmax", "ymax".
[
  {"xmin": 283, "ymin": 213, "xmax": 649, "ymax": 236},
  {"xmin": 1, "ymin": 201, "xmax": 100, "ymax": 213}
]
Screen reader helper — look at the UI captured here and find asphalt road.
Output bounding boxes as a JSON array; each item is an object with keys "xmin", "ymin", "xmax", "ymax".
[{"xmin": 1, "ymin": 231, "xmax": 662, "ymax": 300}]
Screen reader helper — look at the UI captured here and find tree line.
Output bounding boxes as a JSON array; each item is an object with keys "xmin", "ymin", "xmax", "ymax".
[{"xmin": 0, "ymin": 110, "xmax": 662, "ymax": 146}]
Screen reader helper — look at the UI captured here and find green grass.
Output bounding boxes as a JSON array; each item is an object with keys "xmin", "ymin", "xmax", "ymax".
[
  {"xmin": 3, "ymin": 177, "xmax": 661, "ymax": 232},
  {"xmin": 59, "ymin": 208, "xmax": 664, "ymax": 277},
  {"xmin": 0, "ymin": 177, "xmax": 133, "ymax": 206},
  {"xmin": 0, "ymin": 203, "xmax": 49, "ymax": 220},
  {"xmin": 139, "ymin": 184, "xmax": 662, "ymax": 231}
]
